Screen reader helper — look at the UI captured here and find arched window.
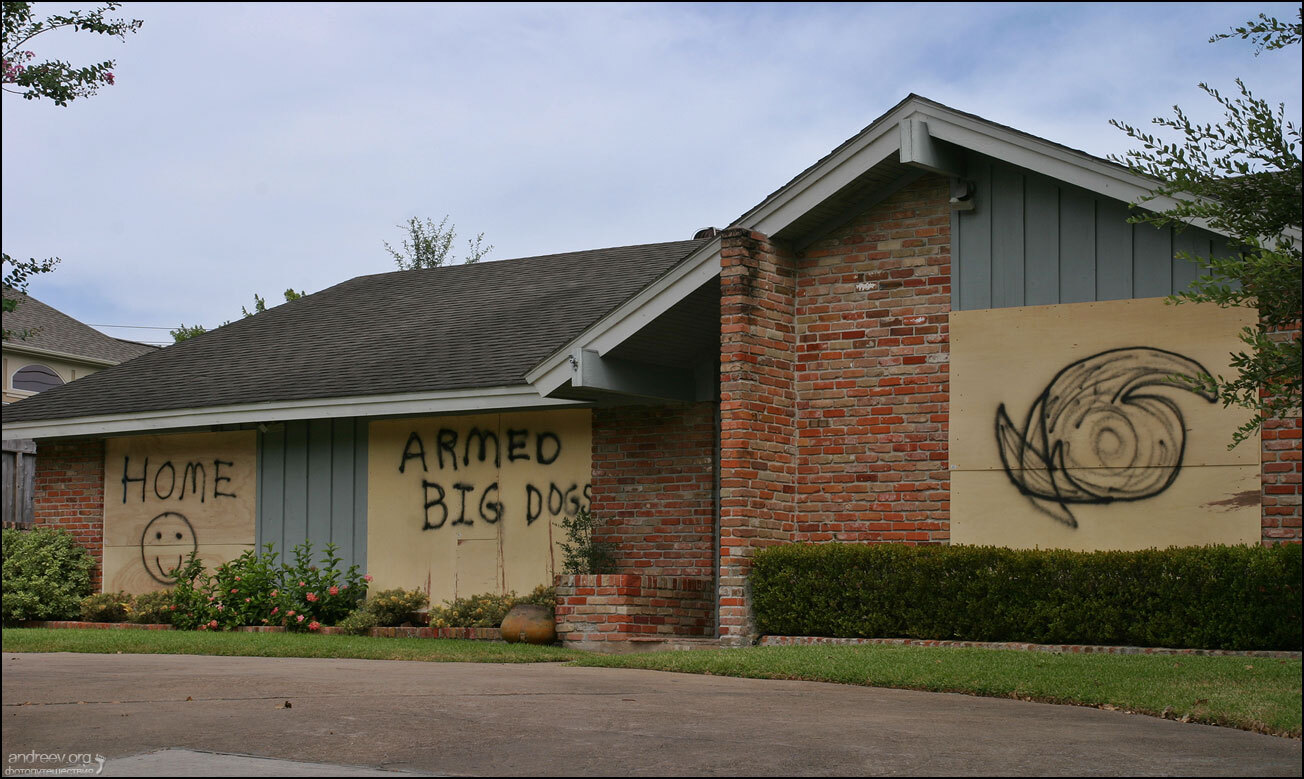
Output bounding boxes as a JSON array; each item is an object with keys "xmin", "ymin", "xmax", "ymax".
[{"xmin": 11, "ymin": 364, "xmax": 64, "ymax": 393}]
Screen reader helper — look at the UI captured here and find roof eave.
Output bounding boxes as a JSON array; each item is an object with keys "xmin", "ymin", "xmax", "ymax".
[{"xmin": 1, "ymin": 385, "xmax": 585, "ymax": 440}]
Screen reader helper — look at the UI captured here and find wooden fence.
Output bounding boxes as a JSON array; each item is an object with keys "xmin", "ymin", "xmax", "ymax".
[{"xmin": 2, "ymin": 438, "xmax": 36, "ymax": 529}]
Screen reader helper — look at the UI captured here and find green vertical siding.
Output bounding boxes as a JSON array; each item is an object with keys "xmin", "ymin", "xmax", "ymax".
[
  {"xmin": 256, "ymin": 418, "xmax": 368, "ymax": 570},
  {"xmin": 953, "ymin": 151, "xmax": 1219, "ymax": 310}
]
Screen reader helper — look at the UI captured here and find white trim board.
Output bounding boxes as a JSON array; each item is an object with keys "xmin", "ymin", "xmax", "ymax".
[{"xmin": 1, "ymin": 385, "xmax": 584, "ymax": 440}]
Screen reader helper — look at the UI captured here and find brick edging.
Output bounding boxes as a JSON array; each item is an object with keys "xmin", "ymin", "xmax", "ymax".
[
  {"xmin": 17, "ymin": 621, "xmax": 504, "ymax": 640},
  {"xmin": 758, "ymin": 635, "xmax": 1302, "ymax": 659}
]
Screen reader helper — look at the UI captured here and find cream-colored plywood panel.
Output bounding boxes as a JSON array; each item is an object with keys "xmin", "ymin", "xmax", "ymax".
[
  {"xmin": 102, "ymin": 432, "xmax": 256, "ymax": 593},
  {"xmin": 949, "ymin": 298, "xmax": 1261, "ymax": 551},
  {"xmin": 367, "ymin": 410, "xmax": 591, "ymax": 604},
  {"xmin": 102, "ymin": 544, "xmax": 255, "ymax": 594},
  {"xmin": 950, "ymin": 299, "xmax": 1257, "ymax": 473},
  {"xmin": 951, "ymin": 465, "xmax": 1260, "ymax": 550}
]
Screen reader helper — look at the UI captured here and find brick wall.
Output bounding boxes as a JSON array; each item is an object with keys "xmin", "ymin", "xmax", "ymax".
[
  {"xmin": 1261, "ymin": 414, "xmax": 1302, "ymax": 544},
  {"xmin": 554, "ymin": 573, "xmax": 713, "ymax": 647},
  {"xmin": 590, "ymin": 402, "xmax": 715, "ymax": 577},
  {"xmin": 32, "ymin": 438, "xmax": 105, "ymax": 591},
  {"xmin": 793, "ymin": 176, "xmax": 951, "ymax": 544},
  {"xmin": 718, "ymin": 227, "xmax": 798, "ymax": 643}
]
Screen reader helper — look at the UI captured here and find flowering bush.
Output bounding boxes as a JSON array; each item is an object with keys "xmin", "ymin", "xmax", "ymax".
[{"xmin": 167, "ymin": 542, "xmax": 368, "ymax": 631}]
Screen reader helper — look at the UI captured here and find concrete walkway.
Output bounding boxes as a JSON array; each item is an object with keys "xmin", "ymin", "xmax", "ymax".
[{"xmin": 2, "ymin": 653, "xmax": 1299, "ymax": 776}]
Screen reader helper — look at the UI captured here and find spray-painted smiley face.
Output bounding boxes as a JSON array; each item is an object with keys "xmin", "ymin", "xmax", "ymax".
[{"xmin": 140, "ymin": 512, "xmax": 198, "ymax": 584}]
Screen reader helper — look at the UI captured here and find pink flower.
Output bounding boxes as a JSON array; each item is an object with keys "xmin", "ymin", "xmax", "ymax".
[
  {"xmin": 299, "ymin": 581, "xmax": 306, "ymax": 587},
  {"xmin": 231, "ymin": 588, "xmax": 238, "ymax": 593},
  {"xmin": 296, "ymin": 614, "xmax": 305, "ymax": 623},
  {"xmin": 270, "ymin": 589, "xmax": 278, "ymax": 597},
  {"xmin": 209, "ymin": 620, "xmax": 218, "ymax": 629},
  {"xmin": 341, "ymin": 584, "xmax": 349, "ymax": 590},
  {"xmin": 245, "ymin": 597, "xmax": 251, "ymax": 603},
  {"xmin": 364, "ymin": 574, "xmax": 373, "ymax": 582},
  {"xmin": 271, "ymin": 607, "xmax": 279, "ymax": 615},
  {"xmin": 207, "ymin": 595, "xmax": 214, "ymax": 602},
  {"xmin": 308, "ymin": 621, "xmax": 321, "ymax": 632},
  {"xmin": 306, "ymin": 592, "xmax": 318, "ymax": 603},
  {"xmin": 287, "ymin": 610, "xmax": 295, "ymax": 617},
  {"xmin": 169, "ymin": 605, "xmax": 176, "ymax": 611},
  {"xmin": 102, "ymin": 71, "xmax": 115, "ymax": 85},
  {"xmin": 216, "ymin": 604, "xmax": 224, "ymax": 611},
  {"xmin": 198, "ymin": 624, "xmax": 207, "ymax": 631},
  {"xmin": 328, "ymin": 586, "xmax": 339, "ymax": 596}
]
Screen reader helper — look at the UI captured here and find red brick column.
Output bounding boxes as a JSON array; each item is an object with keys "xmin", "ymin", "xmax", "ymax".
[
  {"xmin": 718, "ymin": 227, "xmax": 797, "ymax": 644},
  {"xmin": 32, "ymin": 438, "xmax": 106, "ymax": 592},
  {"xmin": 590, "ymin": 402, "xmax": 716, "ymax": 577},
  {"xmin": 792, "ymin": 176, "xmax": 952, "ymax": 544},
  {"xmin": 1261, "ymin": 414, "xmax": 1301, "ymax": 544}
]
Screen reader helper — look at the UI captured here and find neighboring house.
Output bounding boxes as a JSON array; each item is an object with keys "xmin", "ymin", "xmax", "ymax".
[
  {"xmin": 2, "ymin": 95, "xmax": 1299, "ymax": 648},
  {"xmin": 2, "ymin": 287, "xmax": 157, "ymax": 404},
  {"xmin": 2, "ymin": 288, "xmax": 156, "ymax": 526}
]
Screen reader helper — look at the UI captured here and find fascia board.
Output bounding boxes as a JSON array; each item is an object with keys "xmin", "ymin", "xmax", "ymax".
[
  {"xmin": 2, "ymin": 342, "xmax": 120, "ymax": 369},
  {"xmin": 913, "ymin": 108, "xmax": 1225, "ymax": 230},
  {"xmin": 526, "ymin": 239, "xmax": 723, "ymax": 397},
  {"xmin": 1, "ymin": 385, "xmax": 582, "ymax": 440},
  {"xmin": 741, "ymin": 129, "xmax": 905, "ymax": 238}
]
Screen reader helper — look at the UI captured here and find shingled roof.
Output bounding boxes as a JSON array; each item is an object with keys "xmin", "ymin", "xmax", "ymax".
[
  {"xmin": 2, "ymin": 239, "xmax": 706, "ymax": 424},
  {"xmin": 3, "ymin": 289, "xmax": 158, "ymax": 365}
]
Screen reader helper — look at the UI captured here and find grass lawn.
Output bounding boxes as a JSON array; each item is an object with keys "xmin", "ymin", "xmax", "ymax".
[
  {"xmin": 0, "ymin": 628, "xmax": 582, "ymax": 663},
  {"xmin": 5, "ymin": 629, "xmax": 1299, "ymax": 737},
  {"xmin": 573, "ymin": 644, "xmax": 1303, "ymax": 738}
]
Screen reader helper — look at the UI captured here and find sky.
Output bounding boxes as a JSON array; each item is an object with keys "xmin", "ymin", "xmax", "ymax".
[{"xmin": 2, "ymin": 2, "xmax": 1301, "ymax": 345}]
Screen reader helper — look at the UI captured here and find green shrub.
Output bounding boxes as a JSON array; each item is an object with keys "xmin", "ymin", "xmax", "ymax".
[
  {"xmin": 364, "ymin": 588, "xmax": 430, "ymax": 626},
  {"xmin": 132, "ymin": 590, "xmax": 175, "ymax": 624},
  {"xmin": 428, "ymin": 585, "xmax": 558, "ymax": 628},
  {"xmin": 560, "ymin": 508, "xmax": 615, "ymax": 574},
  {"xmin": 750, "ymin": 543, "xmax": 1303, "ymax": 651},
  {"xmin": 80, "ymin": 591, "xmax": 133, "ymax": 623},
  {"xmin": 1, "ymin": 527, "xmax": 95, "ymax": 624},
  {"xmin": 336, "ymin": 608, "xmax": 379, "ymax": 635}
]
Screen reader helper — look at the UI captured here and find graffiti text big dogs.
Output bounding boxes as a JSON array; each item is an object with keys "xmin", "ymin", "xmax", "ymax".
[{"xmin": 398, "ymin": 427, "xmax": 592, "ymax": 530}]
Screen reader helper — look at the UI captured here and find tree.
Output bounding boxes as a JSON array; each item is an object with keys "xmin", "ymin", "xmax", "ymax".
[
  {"xmin": 384, "ymin": 216, "xmax": 492, "ymax": 270},
  {"xmin": 2, "ymin": 2, "xmax": 142, "ymax": 336},
  {"xmin": 170, "ymin": 289, "xmax": 305, "ymax": 343},
  {"xmin": 2, "ymin": 1, "xmax": 142, "ymax": 105},
  {"xmin": 1110, "ymin": 9, "xmax": 1302, "ymax": 447}
]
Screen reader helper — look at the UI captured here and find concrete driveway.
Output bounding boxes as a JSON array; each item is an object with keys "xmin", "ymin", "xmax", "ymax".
[{"xmin": 2, "ymin": 652, "xmax": 1299, "ymax": 776}]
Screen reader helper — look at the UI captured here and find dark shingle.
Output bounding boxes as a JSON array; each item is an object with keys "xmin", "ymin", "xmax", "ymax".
[
  {"xmin": 2, "ymin": 240, "xmax": 706, "ymax": 423},
  {"xmin": 2, "ymin": 289, "xmax": 158, "ymax": 364}
]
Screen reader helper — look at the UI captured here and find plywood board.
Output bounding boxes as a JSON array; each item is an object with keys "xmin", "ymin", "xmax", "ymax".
[
  {"xmin": 102, "ymin": 432, "xmax": 256, "ymax": 593},
  {"xmin": 367, "ymin": 409, "xmax": 591, "ymax": 605},
  {"xmin": 949, "ymin": 298, "xmax": 1260, "ymax": 549}
]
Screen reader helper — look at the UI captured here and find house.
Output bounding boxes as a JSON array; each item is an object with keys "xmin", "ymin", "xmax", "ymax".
[
  {"xmin": 2, "ymin": 95, "xmax": 1298, "ymax": 647},
  {"xmin": 2, "ymin": 288, "xmax": 156, "ymax": 404},
  {"xmin": 2, "ymin": 288, "xmax": 156, "ymax": 527}
]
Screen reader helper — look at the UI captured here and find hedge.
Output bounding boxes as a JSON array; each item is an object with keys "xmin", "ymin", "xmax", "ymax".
[{"xmin": 751, "ymin": 543, "xmax": 1302, "ymax": 651}]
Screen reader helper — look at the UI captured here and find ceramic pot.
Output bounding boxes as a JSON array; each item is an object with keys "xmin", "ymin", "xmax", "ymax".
[{"xmin": 500, "ymin": 603, "xmax": 556, "ymax": 645}]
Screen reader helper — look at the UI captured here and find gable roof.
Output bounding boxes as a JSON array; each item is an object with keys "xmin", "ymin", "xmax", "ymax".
[
  {"xmin": 1, "ymin": 240, "xmax": 705, "ymax": 435},
  {"xmin": 3, "ymin": 288, "xmax": 158, "ymax": 366}
]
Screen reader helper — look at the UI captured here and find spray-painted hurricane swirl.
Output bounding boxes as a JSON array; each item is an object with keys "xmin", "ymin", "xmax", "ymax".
[{"xmin": 995, "ymin": 347, "xmax": 1217, "ymax": 527}]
